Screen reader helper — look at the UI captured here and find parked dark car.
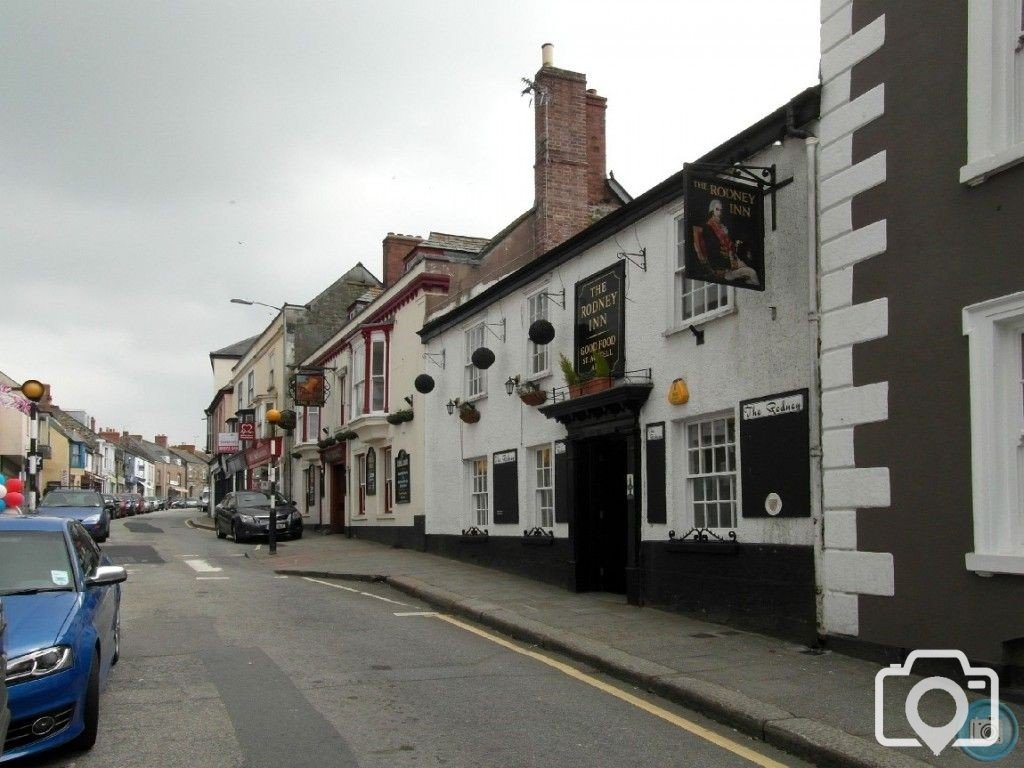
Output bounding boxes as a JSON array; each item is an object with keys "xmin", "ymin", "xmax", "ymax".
[
  {"xmin": 0, "ymin": 516, "xmax": 126, "ymax": 761},
  {"xmin": 100, "ymin": 495, "xmax": 119, "ymax": 519},
  {"xmin": 36, "ymin": 490, "xmax": 111, "ymax": 544},
  {"xmin": 1, "ymin": 599, "xmax": 9, "ymax": 759},
  {"xmin": 214, "ymin": 491, "xmax": 303, "ymax": 543}
]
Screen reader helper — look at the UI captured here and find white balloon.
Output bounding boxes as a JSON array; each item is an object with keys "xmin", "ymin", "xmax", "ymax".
[{"xmin": 0, "ymin": 484, "xmax": 7, "ymax": 499}]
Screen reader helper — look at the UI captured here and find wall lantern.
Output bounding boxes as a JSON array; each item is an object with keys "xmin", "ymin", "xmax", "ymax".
[
  {"xmin": 471, "ymin": 347, "xmax": 495, "ymax": 369},
  {"xmin": 504, "ymin": 375, "xmax": 519, "ymax": 396},
  {"xmin": 446, "ymin": 399, "xmax": 457, "ymax": 415},
  {"xmin": 528, "ymin": 319, "xmax": 555, "ymax": 345},
  {"xmin": 414, "ymin": 374, "xmax": 435, "ymax": 394},
  {"xmin": 668, "ymin": 378, "xmax": 690, "ymax": 405}
]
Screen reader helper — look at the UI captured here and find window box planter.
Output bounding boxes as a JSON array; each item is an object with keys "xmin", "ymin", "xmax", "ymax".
[
  {"xmin": 317, "ymin": 438, "xmax": 336, "ymax": 449},
  {"xmin": 386, "ymin": 409, "xmax": 414, "ymax": 425},
  {"xmin": 335, "ymin": 430, "xmax": 358, "ymax": 441}
]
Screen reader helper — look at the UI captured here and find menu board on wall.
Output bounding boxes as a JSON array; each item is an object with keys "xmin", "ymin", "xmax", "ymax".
[
  {"xmin": 365, "ymin": 447, "xmax": 377, "ymax": 496},
  {"xmin": 395, "ymin": 450, "xmax": 411, "ymax": 504}
]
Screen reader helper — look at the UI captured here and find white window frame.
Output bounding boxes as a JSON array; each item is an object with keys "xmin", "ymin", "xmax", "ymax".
[
  {"xmin": 961, "ymin": 0, "xmax": 1024, "ymax": 184},
  {"xmin": 352, "ymin": 344, "xmax": 365, "ymax": 418},
  {"xmin": 236, "ymin": 383, "xmax": 243, "ymax": 413},
  {"xmin": 303, "ymin": 406, "xmax": 320, "ymax": 443},
  {"xmin": 685, "ymin": 413, "xmax": 738, "ymax": 530},
  {"xmin": 534, "ymin": 445, "xmax": 554, "ymax": 529},
  {"xmin": 963, "ymin": 291, "xmax": 1024, "ymax": 574},
  {"xmin": 370, "ymin": 333, "xmax": 387, "ymax": 413},
  {"xmin": 668, "ymin": 209, "xmax": 734, "ymax": 332},
  {"xmin": 247, "ymin": 370, "xmax": 255, "ymax": 405},
  {"xmin": 527, "ymin": 291, "xmax": 550, "ymax": 378},
  {"xmin": 465, "ymin": 323, "xmax": 486, "ymax": 399},
  {"xmin": 469, "ymin": 457, "xmax": 489, "ymax": 526}
]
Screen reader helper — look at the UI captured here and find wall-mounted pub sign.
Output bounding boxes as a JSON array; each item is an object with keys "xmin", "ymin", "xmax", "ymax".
[
  {"xmin": 683, "ymin": 169, "xmax": 765, "ymax": 292},
  {"xmin": 365, "ymin": 447, "xmax": 376, "ymax": 496},
  {"xmin": 394, "ymin": 449, "xmax": 411, "ymax": 504},
  {"xmin": 574, "ymin": 262, "xmax": 625, "ymax": 377},
  {"xmin": 291, "ymin": 370, "xmax": 327, "ymax": 407},
  {"xmin": 739, "ymin": 389, "xmax": 809, "ymax": 518}
]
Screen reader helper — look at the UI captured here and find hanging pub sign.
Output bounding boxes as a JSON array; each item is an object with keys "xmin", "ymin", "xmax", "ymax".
[
  {"xmin": 395, "ymin": 449, "xmax": 411, "ymax": 504},
  {"xmin": 574, "ymin": 262, "xmax": 625, "ymax": 377},
  {"xmin": 683, "ymin": 168, "xmax": 765, "ymax": 292},
  {"xmin": 290, "ymin": 369, "xmax": 328, "ymax": 407}
]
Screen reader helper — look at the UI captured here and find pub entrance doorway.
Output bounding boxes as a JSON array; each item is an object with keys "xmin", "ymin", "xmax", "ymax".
[
  {"xmin": 572, "ymin": 435, "xmax": 629, "ymax": 594},
  {"xmin": 329, "ymin": 463, "xmax": 346, "ymax": 533}
]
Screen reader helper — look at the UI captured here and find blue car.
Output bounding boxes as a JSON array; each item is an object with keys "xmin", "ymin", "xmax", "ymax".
[
  {"xmin": 36, "ymin": 489, "xmax": 111, "ymax": 543},
  {"xmin": 0, "ymin": 516, "xmax": 126, "ymax": 762},
  {"xmin": 0, "ymin": 600, "xmax": 8, "ymax": 758}
]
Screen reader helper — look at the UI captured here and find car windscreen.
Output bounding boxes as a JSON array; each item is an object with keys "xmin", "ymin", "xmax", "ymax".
[
  {"xmin": 0, "ymin": 530, "xmax": 75, "ymax": 594},
  {"xmin": 235, "ymin": 492, "xmax": 290, "ymax": 507},
  {"xmin": 39, "ymin": 491, "xmax": 102, "ymax": 508}
]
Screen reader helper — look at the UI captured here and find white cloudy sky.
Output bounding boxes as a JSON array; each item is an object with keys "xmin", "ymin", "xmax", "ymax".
[{"xmin": 1, "ymin": 1, "xmax": 819, "ymax": 446}]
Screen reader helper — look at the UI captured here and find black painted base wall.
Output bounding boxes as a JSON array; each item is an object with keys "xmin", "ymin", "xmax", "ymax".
[
  {"xmin": 424, "ymin": 534, "xmax": 574, "ymax": 589},
  {"xmin": 349, "ymin": 515, "xmax": 426, "ymax": 551},
  {"xmin": 642, "ymin": 542, "xmax": 817, "ymax": 644}
]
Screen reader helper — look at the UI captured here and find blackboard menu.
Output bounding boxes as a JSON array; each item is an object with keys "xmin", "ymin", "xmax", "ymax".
[
  {"xmin": 395, "ymin": 450, "xmax": 411, "ymax": 504},
  {"xmin": 366, "ymin": 447, "xmax": 377, "ymax": 496}
]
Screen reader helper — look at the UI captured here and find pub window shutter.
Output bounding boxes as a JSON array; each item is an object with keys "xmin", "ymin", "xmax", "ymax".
[
  {"xmin": 492, "ymin": 449, "xmax": 519, "ymax": 525},
  {"xmin": 554, "ymin": 440, "xmax": 569, "ymax": 524},
  {"xmin": 645, "ymin": 423, "xmax": 666, "ymax": 524}
]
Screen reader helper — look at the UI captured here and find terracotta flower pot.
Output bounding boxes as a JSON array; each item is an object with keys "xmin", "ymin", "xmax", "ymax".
[{"xmin": 581, "ymin": 377, "xmax": 613, "ymax": 396}]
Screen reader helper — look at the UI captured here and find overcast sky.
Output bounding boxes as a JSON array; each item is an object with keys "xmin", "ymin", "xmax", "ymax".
[{"xmin": 1, "ymin": 1, "xmax": 819, "ymax": 446}]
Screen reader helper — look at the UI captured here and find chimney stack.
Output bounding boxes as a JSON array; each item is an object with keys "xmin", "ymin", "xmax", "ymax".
[
  {"xmin": 532, "ymin": 44, "xmax": 614, "ymax": 256},
  {"xmin": 382, "ymin": 233, "xmax": 423, "ymax": 288},
  {"xmin": 155, "ymin": 435, "xmax": 168, "ymax": 447}
]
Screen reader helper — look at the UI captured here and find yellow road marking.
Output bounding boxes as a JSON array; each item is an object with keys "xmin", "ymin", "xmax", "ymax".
[{"xmin": 435, "ymin": 614, "xmax": 789, "ymax": 768}]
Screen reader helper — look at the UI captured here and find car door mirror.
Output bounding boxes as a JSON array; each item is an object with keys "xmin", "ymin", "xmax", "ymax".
[{"xmin": 86, "ymin": 565, "xmax": 128, "ymax": 587}]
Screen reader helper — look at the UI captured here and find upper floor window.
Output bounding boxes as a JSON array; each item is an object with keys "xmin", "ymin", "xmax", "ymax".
[
  {"xmin": 961, "ymin": 0, "xmax": 1024, "ymax": 184},
  {"xmin": 674, "ymin": 215, "xmax": 731, "ymax": 325},
  {"xmin": 370, "ymin": 336, "xmax": 386, "ymax": 412},
  {"xmin": 268, "ymin": 368, "xmax": 275, "ymax": 390},
  {"xmin": 465, "ymin": 323, "xmax": 486, "ymax": 398},
  {"xmin": 303, "ymin": 406, "xmax": 320, "ymax": 442},
  {"xmin": 352, "ymin": 344, "xmax": 365, "ymax": 418},
  {"xmin": 247, "ymin": 371, "xmax": 255, "ymax": 405},
  {"xmin": 963, "ymin": 291, "xmax": 1024, "ymax": 574},
  {"xmin": 527, "ymin": 292, "xmax": 549, "ymax": 376}
]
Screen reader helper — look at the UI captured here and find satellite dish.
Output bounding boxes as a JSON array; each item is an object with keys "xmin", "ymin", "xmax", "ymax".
[
  {"xmin": 471, "ymin": 347, "xmax": 495, "ymax": 370},
  {"xmin": 528, "ymin": 319, "xmax": 555, "ymax": 345},
  {"xmin": 414, "ymin": 374, "xmax": 435, "ymax": 394}
]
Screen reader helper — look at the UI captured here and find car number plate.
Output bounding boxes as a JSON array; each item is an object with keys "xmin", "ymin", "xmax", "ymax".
[{"xmin": 276, "ymin": 522, "xmax": 286, "ymax": 528}]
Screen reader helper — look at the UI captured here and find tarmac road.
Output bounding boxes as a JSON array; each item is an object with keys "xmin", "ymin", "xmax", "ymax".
[{"xmin": 14, "ymin": 508, "xmax": 810, "ymax": 768}]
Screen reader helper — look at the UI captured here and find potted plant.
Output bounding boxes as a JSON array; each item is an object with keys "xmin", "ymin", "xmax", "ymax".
[
  {"xmin": 516, "ymin": 380, "xmax": 548, "ymax": 406},
  {"xmin": 386, "ymin": 408, "xmax": 414, "ymax": 425},
  {"xmin": 290, "ymin": 450, "xmax": 302, "ymax": 459},
  {"xmin": 336, "ymin": 429, "xmax": 358, "ymax": 441},
  {"xmin": 581, "ymin": 349, "xmax": 613, "ymax": 396},
  {"xmin": 559, "ymin": 353, "xmax": 586, "ymax": 398},
  {"xmin": 458, "ymin": 400, "xmax": 480, "ymax": 424}
]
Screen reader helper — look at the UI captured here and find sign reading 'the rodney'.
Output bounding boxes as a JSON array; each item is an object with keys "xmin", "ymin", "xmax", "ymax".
[
  {"xmin": 739, "ymin": 389, "xmax": 809, "ymax": 519},
  {"xmin": 574, "ymin": 262, "xmax": 625, "ymax": 377}
]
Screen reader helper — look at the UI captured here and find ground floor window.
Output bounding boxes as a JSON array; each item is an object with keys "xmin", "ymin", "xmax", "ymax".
[
  {"xmin": 534, "ymin": 445, "xmax": 553, "ymax": 528},
  {"xmin": 686, "ymin": 415, "xmax": 737, "ymax": 529},
  {"xmin": 304, "ymin": 466, "xmax": 316, "ymax": 511},
  {"xmin": 470, "ymin": 457, "xmax": 488, "ymax": 526}
]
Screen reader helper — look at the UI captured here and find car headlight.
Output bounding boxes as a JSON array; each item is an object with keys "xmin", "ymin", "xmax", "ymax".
[
  {"xmin": 238, "ymin": 514, "xmax": 256, "ymax": 524},
  {"xmin": 6, "ymin": 645, "xmax": 74, "ymax": 684},
  {"xmin": 82, "ymin": 514, "xmax": 101, "ymax": 524}
]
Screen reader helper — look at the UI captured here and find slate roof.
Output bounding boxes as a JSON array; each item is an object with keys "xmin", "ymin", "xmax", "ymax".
[
  {"xmin": 211, "ymin": 334, "xmax": 260, "ymax": 359},
  {"xmin": 420, "ymin": 232, "xmax": 490, "ymax": 254},
  {"xmin": 47, "ymin": 407, "xmax": 99, "ymax": 450}
]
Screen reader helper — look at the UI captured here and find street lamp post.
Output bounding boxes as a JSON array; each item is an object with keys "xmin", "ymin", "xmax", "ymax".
[
  {"xmin": 20, "ymin": 380, "xmax": 45, "ymax": 511},
  {"xmin": 266, "ymin": 408, "xmax": 282, "ymax": 555}
]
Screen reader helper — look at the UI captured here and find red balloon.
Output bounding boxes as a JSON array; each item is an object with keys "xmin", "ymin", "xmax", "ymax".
[
  {"xmin": 5, "ymin": 478, "xmax": 22, "ymax": 493},
  {"xmin": 4, "ymin": 492, "xmax": 24, "ymax": 508}
]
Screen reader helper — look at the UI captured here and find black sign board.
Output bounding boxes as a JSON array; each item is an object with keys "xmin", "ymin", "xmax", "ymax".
[
  {"xmin": 739, "ymin": 389, "xmax": 809, "ymax": 518},
  {"xmin": 574, "ymin": 262, "xmax": 626, "ymax": 377},
  {"xmin": 365, "ymin": 447, "xmax": 377, "ymax": 496},
  {"xmin": 395, "ymin": 449, "xmax": 411, "ymax": 504},
  {"xmin": 684, "ymin": 169, "xmax": 765, "ymax": 291},
  {"xmin": 492, "ymin": 449, "xmax": 519, "ymax": 525},
  {"xmin": 645, "ymin": 423, "xmax": 666, "ymax": 524}
]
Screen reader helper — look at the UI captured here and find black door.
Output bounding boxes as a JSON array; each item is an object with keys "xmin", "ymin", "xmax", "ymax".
[{"xmin": 575, "ymin": 436, "xmax": 628, "ymax": 593}]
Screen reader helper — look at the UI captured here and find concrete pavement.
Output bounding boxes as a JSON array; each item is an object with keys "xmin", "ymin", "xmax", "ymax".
[{"xmin": 189, "ymin": 517, "xmax": 1013, "ymax": 768}]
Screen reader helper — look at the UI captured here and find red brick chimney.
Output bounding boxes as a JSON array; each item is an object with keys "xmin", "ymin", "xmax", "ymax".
[
  {"xmin": 532, "ymin": 43, "xmax": 613, "ymax": 256},
  {"xmin": 99, "ymin": 429, "xmax": 121, "ymax": 443},
  {"xmin": 382, "ymin": 233, "xmax": 423, "ymax": 288},
  {"xmin": 154, "ymin": 435, "xmax": 168, "ymax": 447}
]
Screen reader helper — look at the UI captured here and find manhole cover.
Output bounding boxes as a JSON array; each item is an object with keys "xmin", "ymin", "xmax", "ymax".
[
  {"xmin": 124, "ymin": 522, "xmax": 163, "ymax": 534},
  {"xmin": 102, "ymin": 545, "xmax": 165, "ymax": 564}
]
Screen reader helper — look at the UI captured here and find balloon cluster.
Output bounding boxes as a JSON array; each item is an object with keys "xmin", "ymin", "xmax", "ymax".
[{"xmin": 0, "ymin": 474, "xmax": 25, "ymax": 512}]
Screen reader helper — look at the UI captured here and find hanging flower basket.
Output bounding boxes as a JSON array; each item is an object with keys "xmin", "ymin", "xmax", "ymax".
[
  {"xmin": 317, "ymin": 437, "xmax": 336, "ymax": 449},
  {"xmin": 518, "ymin": 388, "xmax": 548, "ymax": 406},
  {"xmin": 335, "ymin": 429, "xmax": 358, "ymax": 441},
  {"xmin": 290, "ymin": 451, "xmax": 302, "ymax": 459},
  {"xmin": 458, "ymin": 404, "xmax": 480, "ymax": 424},
  {"xmin": 386, "ymin": 408, "xmax": 414, "ymax": 425}
]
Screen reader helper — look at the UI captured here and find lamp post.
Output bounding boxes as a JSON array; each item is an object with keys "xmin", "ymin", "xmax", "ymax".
[
  {"xmin": 266, "ymin": 408, "xmax": 282, "ymax": 555},
  {"xmin": 20, "ymin": 379, "xmax": 45, "ymax": 511}
]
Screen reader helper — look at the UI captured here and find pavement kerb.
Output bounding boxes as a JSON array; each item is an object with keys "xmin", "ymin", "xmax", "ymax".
[{"xmin": 188, "ymin": 516, "xmax": 215, "ymax": 531}]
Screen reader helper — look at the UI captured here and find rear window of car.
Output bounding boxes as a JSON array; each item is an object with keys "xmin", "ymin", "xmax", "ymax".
[
  {"xmin": 235, "ymin": 492, "xmax": 289, "ymax": 506},
  {"xmin": 40, "ymin": 491, "xmax": 103, "ymax": 507}
]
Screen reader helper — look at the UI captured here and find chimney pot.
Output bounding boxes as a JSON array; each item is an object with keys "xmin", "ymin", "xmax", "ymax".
[{"xmin": 542, "ymin": 42, "xmax": 554, "ymax": 67}]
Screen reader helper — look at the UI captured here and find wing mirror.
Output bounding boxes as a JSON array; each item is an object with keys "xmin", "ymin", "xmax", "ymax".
[{"xmin": 87, "ymin": 565, "xmax": 128, "ymax": 587}]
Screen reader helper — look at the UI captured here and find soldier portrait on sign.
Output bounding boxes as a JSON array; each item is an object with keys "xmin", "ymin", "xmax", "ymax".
[{"xmin": 684, "ymin": 170, "xmax": 765, "ymax": 291}]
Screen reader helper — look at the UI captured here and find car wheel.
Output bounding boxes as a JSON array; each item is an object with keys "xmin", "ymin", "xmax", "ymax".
[
  {"xmin": 233, "ymin": 522, "xmax": 245, "ymax": 543},
  {"xmin": 292, "ymin": 530, "xmax": 303, "ymax": 540},
  {"xmin": 71, "ymin": 650, "xmax": 100, "ymax": 751},
  {"xmin": 111, "ymin": 610, "xmax": 121, "ymax": 665},
  {"xmin": 216, "ymin": 520, "xmax": 226, "ymax": 539}
]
